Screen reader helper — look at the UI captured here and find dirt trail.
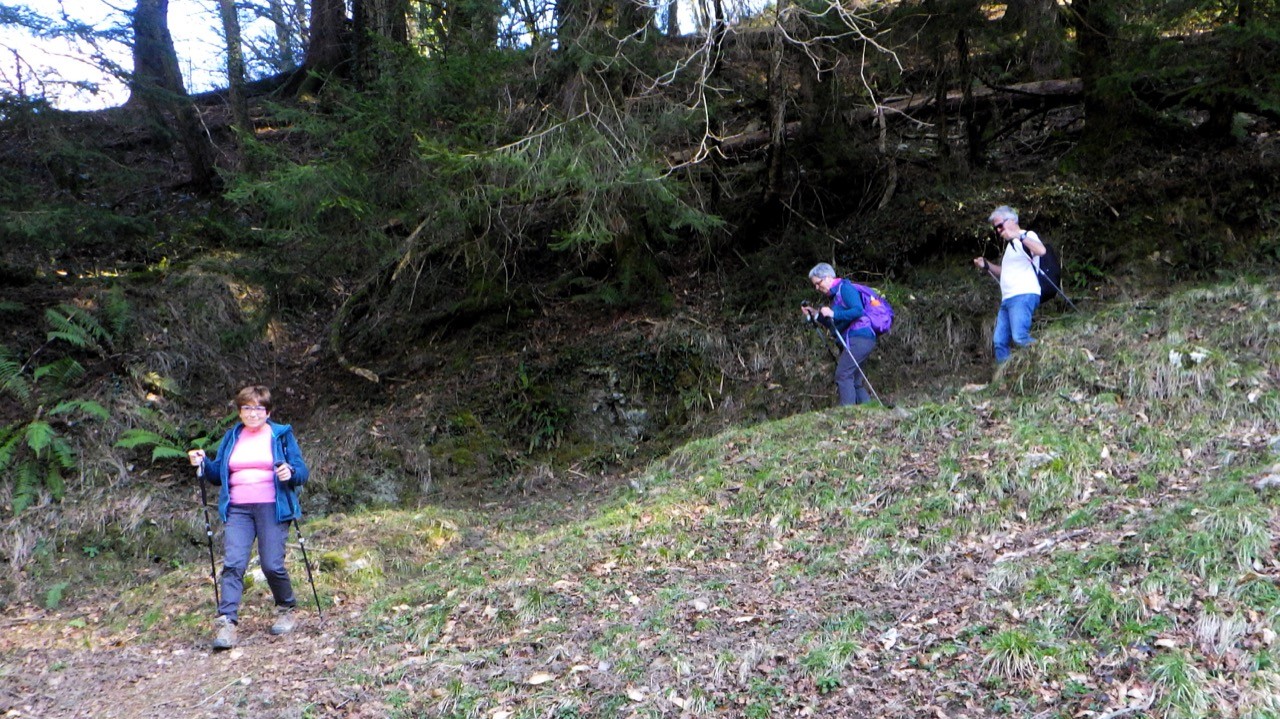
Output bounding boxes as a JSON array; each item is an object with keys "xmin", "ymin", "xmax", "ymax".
[{"xmin": 1, "ymin": 606, "xmax": 383, "ymax": 719}]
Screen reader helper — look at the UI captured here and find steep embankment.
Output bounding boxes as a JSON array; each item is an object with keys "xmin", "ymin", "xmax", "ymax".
[{"xmin": 2, "ymin": 279, "xmax": 1278, "ymax": 718}]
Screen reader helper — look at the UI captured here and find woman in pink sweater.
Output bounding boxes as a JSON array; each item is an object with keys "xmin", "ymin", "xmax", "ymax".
[{"xmin": 188, "ymin": 385, "xmax": 310, "ymax": 650}]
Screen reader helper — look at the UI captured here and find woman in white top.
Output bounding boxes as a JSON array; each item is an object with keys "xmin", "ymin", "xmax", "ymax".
[{"xmin": 972, "ymin": 206, "xmax": 1046, "ymax": 363}]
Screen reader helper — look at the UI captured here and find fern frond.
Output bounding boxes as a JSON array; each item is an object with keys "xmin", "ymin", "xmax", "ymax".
[
  {"xmin": 45, "ymin": 330, "xmax": 91, "ymax": 349},
  {"xmin": 151, "ymin": 446, "xmax": 189, "ymax": 461},
  {"xmin": 129, "ymin": 405, "xmax": 168, "ymax": 426},
  {"xmin": 33, "ymin": 357, "xmax": 86, "ymax": 389},
  {"xmin": 103, "ymin": 287, "xmax": 131, "ymax": 341},
  {"xmin": 46, "ymin": 464, "xmax": 65, "ymax": 500},
  {"xmin": 44, "ymin": 308, "xmax": 93, "ymax": 349},
  {"xmin": 49, "ymin": 399, "xmax": 110, "ymax": 421},
  {"xmin": 24, "ymin": 421, "xmax": 54, "ymax": 457},
  {"xmin": 127, "ymin": 365, "xmax": 179, "ymax": 396},
  {"xmin": 50, "ymin": 436, "xmax": 75, "ymax": 470},
  {"xmin": 12, "ymin": 461, "xmax": 38, "ymax": 513},
  {"xmin": 45, "ymin": 304, "xmax": 110, "ymax": 352},
  {"xmin": 115, "ymin": 428, "xmax": 186, "ymax": 462},
  {"xmin": 0, "ymin": 425, "xmax": 22, "ymax": 471},
  {"xmin": 115, "ymin": 428, "xmax": 170, "ymax": 450},
  {"xmin": 0, "ymin": 301, "xmax": 22, "ymax": 314},
  {"xmin": 145, "ymin": 372, "xmax": 178, "ymax": 395},
  {"xmin": 0, "ymin": 351, "xmax": 31, "ymax": 403}
]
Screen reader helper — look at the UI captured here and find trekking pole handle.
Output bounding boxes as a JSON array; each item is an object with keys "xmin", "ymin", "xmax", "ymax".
[
  {"xmin": 194, "ymin": 464, "xmax": 211, "ymax": 536},
  {"xmin": 273, "ymin": 461, "xmax": 293, "ymax": 481},
  {"xmin": 801, "ymin": 300, "xmax": 822, "ymax": 325}
]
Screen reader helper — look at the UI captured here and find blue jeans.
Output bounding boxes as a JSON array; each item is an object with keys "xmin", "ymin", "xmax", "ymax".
[
  {"xmin": 218, "ymin": 503, "xmax": 296, "ymax": 622},
  {"xmin": 835, "ymin": 335, "xmax": 877, "ymax": 405},
  {"xmin": 994, "ymin": 293, "xmax": 1040, "ymax": 363}
]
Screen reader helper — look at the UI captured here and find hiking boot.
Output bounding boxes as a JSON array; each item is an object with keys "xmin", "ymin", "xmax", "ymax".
[
  {"xmin": 270, "ymin": 606, "xmax": 297, "ymax": 635},
  {"xmin": 212, "ymin": 615, "xmax": 236, "ymax": 650}
]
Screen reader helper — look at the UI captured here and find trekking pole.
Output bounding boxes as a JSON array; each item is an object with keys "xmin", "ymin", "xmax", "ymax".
[
  {"xmin": 291, "ymin": 519, "xmax": 323, "ymax": 621},
  {"xmin": 273, "ymin": 449, "xmax": 323, "ymax": 620},
  {"xmin": 825, "ymin": 317, "xmax": 884, "ymax": 406},
  {"xmin": 981, "ymin": 255, "xmax": 1078, "ymax": 312},
  {"xmin": 1016, "ymin": 242, "xmax": 1080, "ymax": 312},
  {"xmin": 195, "ymin": 464, "xmax": 220, "ymax": 608},
  {"xmin": 803, "ymin": 307, "xmax": 839, "ymax": 362},
  {"xmin": 1033, "ymin": 266, "xmax": 1079, "ymax": 312}
]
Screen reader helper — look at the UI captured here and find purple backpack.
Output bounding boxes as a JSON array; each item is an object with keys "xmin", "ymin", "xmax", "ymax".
[{"xmin": 843, "ymin": 282, "xmax": 894, "ymax": 336}]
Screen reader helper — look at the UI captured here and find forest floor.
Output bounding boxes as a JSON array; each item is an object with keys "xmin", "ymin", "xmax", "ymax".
[
  {"xmin": 0, "ymin": 466, "xmax": 996, "ymax": 719},
  {"xmin": 2, "ymin": 605, "xmax": 364, "ymax": 718}
]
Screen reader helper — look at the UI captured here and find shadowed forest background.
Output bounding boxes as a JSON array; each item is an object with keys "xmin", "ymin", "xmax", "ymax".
[
  {"xmin": 2, "ymin": 0, "xmax": 1280, "ymax": 716},
  {"xmin": 3, "ymin": 0, "xmax": 1279, "ymax": 604}
]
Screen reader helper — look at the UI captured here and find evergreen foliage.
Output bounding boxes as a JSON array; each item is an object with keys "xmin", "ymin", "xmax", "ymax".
[
  {"xmin": 0, "ymin": 303, "xmax": 115, "ymax": 514},
  {"xmin": 226, "ymin": 41, "xmax": 723, "ymax": 328}
]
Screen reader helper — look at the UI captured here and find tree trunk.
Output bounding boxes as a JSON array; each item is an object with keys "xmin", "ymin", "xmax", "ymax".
[
  {"xmin": 957, "ymin": 27, "xmax": 982, "ymax": 166},
  {"xmin": 370, "ymin": 0, "xmax": 409, "ymax": 43},
  {"xmin": 1008, "ymin": 0, "xmax": 1064, "ymax": 80},
  {"xmin": 287, "ymin": 0, "xmax": 348, "ymax": 93},
  {"xmin": 128, "ymin": 0, "xmax": 218, "ymax": 190},
  {"xmin": 615, "ymin": 0, "xmax": 654, "ymax": 41},
  {"xmin": 309, "ymin": 0, "xmax": 348, "ymax": 69},
  {"xmin": 354, "ymin": 0, "xmax": 412, "ymax": 82},
  {"xmin": 1071, "ymin": 0, "xmax": 1140, "ymax": 152},
  {"xmin": 665, "ymin": 0, "xmax": 679, "ymax": 37},
  {"xmin": 763, "ymin": 0, "xmax": 788, "ymax": 209},
  {"xmin": 444, "ymin": 0, "xmax": 499, "ymax": 57},
  {"xmin": 216, "ymin": 0, "xmax": 253, "ymax": 145},
  {"xmin": 932, "ymin": 34, "xmax": 950, "ymax": 160},
  {"xmin": 797, "ymin": 42, "xmax": 838, "ymax": 146},
  {"xmin": 266, "ymin": 0, "xmax": 297, "ymax": 69},
  {"xmin": 1202, "ymin": 0, "xmax": 1252, "ymax": 139}
]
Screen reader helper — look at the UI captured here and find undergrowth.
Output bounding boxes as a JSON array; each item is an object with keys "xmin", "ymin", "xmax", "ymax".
[{"xmin": 288, "ymin": 277, "xmax": 1280, "ymax": 717}]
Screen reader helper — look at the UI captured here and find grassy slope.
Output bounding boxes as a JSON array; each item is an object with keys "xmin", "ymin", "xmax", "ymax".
[
  {"xmin": 220, "ymin": 279, "xmax": 1278, "ymax": 717},
  {"xmin": 4, "ymin": 280, "xmax": 1278, "ymax": 718}
]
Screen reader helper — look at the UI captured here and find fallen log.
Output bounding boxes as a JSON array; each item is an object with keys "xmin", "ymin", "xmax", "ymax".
[{"xmin": 673, "ymin": 78, "xmax": 1084, "ymax": 165}]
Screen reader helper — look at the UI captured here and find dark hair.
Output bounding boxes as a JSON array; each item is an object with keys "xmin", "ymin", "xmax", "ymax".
[{"xmin": 233, "ymin": 385, "xmax": 272, "ymax": 412}]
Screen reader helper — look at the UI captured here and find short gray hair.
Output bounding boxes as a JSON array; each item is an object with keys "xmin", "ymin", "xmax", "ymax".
[
  {"xmin": 988, "ymin": 205, "xmax": 1018, "ymax": 225},
  {"xmin": 808, "ymin": 263, "xmax": 836, "ymax": 280}
]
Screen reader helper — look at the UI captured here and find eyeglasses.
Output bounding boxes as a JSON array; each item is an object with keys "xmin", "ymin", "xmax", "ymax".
[
  {"xmin": 239, "ymin": 405, "xmax": 268, "ymax": 414},
  {"xmin": 992, "ymin": 220, "xmax": 1008, "ymax": 232}
]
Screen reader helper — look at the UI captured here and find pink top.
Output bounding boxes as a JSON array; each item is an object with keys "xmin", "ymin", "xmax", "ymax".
[{"xmin": 228, "ymin": 426, "xmax": 277, "ymax": 505}]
